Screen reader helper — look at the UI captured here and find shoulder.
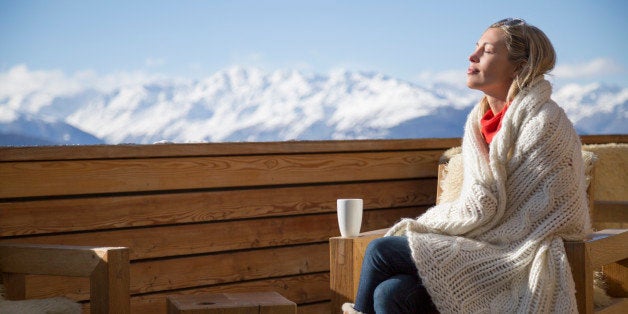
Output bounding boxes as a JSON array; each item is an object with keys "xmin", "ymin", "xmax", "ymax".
[
  {"xmin": 531, "ymin": 98, "xmax": 573, "ymax": 130},
  {"xmin": 509, "ymin": 80, "xmax": 572, "ymax": 132},
  {"xmin": 515, "ymin": 98, "xmax": 580, "ymax": 150}
]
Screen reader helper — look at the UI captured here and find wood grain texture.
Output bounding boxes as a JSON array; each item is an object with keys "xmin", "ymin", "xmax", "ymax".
[
  {"xmin": 296, "ymin": 302, "xmax": 330, "ymax": 314},
  {"xmin": 593, "ymin": 201, "xmax": 628, "ymax": 230},
  {"xmin": 82, "ymin": 273, "xmax": 330, "ymax": 314},
  {"xmin": 329, "ymin": 229, "xmax": 387, "ymax": 311},
  {"xmin": 0, "ymin": 179, "xmax": 436, "ymax": 236},
  {"xmin": 1, "ymin": 207, "xmax": 424, "ymax": 260},
  {"xmin": 166, "ymin": 292, "xmax": 296, "ymax": 314},
  {"xmin": 0, "ymin": 244, "xmax": 130, "ymax": 314},
  {"xmin": 0, "ymin": 151, "xmax": 442, "ymax": 198},
  {"xmin": 564, "ymin": 240, "xmax": 594, "ymax": 314},
  {"xmin": 1, "ymin": 135, "xmax": 623, "ymax": 162},
  {"xmin": 603, "ymin": 260, "xmax": 627, "ymax": 298},
  {"xmin": 0, "ymin": 243, "xmax": 104, "ymax": 276},
  {"xmin": 0, "ymin": 138, "xmax": 463, "ymax": 161},
  {"xmin": 23, "ymin": 243, "xmax": 330, "ymax": 300}
]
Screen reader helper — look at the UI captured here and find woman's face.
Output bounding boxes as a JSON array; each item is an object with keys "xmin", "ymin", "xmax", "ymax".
[{"xmin": 466, "ymin": 28, "xmax": 516, "ymax": 99}]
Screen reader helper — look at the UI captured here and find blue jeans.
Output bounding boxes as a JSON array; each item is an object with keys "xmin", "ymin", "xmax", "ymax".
[{"xmin": 354, "ymin": 236, "xmax": 435, "ymax": 314}]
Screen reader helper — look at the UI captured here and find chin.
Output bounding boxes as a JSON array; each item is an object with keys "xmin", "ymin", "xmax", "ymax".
[{"xmin": 466, "ymin": 80, "xmax": 478, "ymax": 90}]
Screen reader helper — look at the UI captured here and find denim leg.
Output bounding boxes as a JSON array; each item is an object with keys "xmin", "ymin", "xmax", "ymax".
[
  {"xmin": 373, "ymin": 274, "xmax": 434, "ymax": 314},
  {"xmin": 353, "ymin": 236, "xmax": 432, "ymax": 313}
]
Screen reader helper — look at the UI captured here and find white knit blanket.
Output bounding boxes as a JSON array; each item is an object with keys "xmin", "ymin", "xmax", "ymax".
[{"xmin": 387, "ymin": 77, "xmax": 592, "ymax": 313}]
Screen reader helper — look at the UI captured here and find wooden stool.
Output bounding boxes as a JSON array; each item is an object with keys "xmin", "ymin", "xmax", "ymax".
[{"xmin": 167, "ymin": 291, "xmax": 296, "ymax": 314}]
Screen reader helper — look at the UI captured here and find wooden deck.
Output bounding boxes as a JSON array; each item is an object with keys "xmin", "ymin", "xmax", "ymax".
[{"xmin": 0, "ymin": 135, "xmax": 625, "ymax": 313}]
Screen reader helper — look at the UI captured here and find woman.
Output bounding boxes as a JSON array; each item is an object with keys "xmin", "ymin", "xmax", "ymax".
[{"xmin": 343, "ymin": 18, "xmax": 591, "ymax": 313}]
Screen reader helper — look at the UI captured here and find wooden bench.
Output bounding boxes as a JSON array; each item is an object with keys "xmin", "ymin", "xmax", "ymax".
[
  {"xmin": 329, "ymin": 144, "xmax": 628, "ymax": 313},
  {"xmin": 0, "ymin": 243, "xmax": 130, "ymax": 314},
  {"xmin": 0, "ymin": 135, "xmax": 625, "ymax": 313}
]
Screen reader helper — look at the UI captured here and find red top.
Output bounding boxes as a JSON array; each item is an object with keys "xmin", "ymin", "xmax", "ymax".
[{"xmin": 480, "ymin": 104, "xmax": 509, "ymax": 144}]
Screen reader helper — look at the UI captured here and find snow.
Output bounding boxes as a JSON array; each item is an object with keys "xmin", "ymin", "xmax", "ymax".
[{"xmin": 0, "ymin": 65, "xmax": 626, "ymax": 146}]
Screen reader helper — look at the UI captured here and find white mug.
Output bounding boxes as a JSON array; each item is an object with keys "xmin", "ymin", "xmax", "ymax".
[{"xmin": 337, "ymin": 199, "xmax": 363, "ymax": 237}]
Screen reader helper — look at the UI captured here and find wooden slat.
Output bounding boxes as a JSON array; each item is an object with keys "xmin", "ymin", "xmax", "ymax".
[
  {"xmin": 1, "ymin": 134, "xmax": 623, "ymax": 162},
  {"xmin": 0, "ymin": 138, "xmax": 463, "ymax": 161},
  {"xmin": 0, "ymin": 151, "xmax": 442, "ymax": 198},
  {"xmin": 593, "ymin": 201, "xmax": 628, "ymax": 230},
  {"xmin": 114, "ymin": 273, "xmax": 330, "ymax": 314},
  {"xmin": 1, "ymin": 207, "xmax": 424, "ymax": 260},
  {"xmin": 0, "ymin": 179, "xmax": 436, "ymax": 236},
  {"xmin": 1, "ymin": 273, "xmax": 26, "ymax": 299},
  {"xmin": 586, "ymin": 229, "xmax": 628, "ymax": 270},
  {"xmin": 23, "ymin": 243, "xmax": 330, "ymax": 300},
  {"xmin": 166, "ymin": 292, "xmax": 296, "ymax": 314},
  {"xmin": 0, "ymin": 134, "xmax": 628, "ymax": 161},
  {"xmin": 603, "ymin": 260, "xmax": 627, "ymax": 298},
  {"xmin": 298, "ymin": 302, "xmax": 331, "ymax": 314},
  {"xmin": 596, "ymin": 298, "xmax": 628, "ymax": 314},
  {"xmin": 580, "ymin": 135, "xmax": 628, "ymax": 145},
  {"xmin": 0, "ymin": 243, "xmax": 110, "ymax": 276}
]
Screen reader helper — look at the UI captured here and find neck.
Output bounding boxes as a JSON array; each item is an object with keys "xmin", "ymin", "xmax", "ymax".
[{"xmin": 486, "ymin": 95, "xmax": 509, "ymax": 114}]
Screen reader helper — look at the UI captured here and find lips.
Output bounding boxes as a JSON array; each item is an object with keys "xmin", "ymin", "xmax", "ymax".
[{"xmin": 467, "ymin": 67, "xmax": 479, "ymax": 75}]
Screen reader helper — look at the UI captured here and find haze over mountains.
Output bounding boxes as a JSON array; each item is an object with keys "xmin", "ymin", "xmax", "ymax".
[{"xmin": 1, "ymin": 65, "xmax": 626, "ymax": 146}]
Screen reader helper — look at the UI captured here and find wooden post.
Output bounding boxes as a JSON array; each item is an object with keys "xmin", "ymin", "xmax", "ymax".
[
  {"xmin": 329, "ymin": 229, "xmax": 387, "ymax": 312},
  {"xmin": 90, "ymin": 247, "xmax": 130, "ymax": 314}
]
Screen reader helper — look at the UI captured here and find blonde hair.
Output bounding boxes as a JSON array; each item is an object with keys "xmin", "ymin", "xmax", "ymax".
[{"xmin": 488, "ymin": 18, "xmax": 556, "ymax": 102}]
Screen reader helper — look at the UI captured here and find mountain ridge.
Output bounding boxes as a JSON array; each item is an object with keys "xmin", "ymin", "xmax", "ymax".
[{"xmin": 1, "ymin": 66, "xmax": 626, "ymax": 146}]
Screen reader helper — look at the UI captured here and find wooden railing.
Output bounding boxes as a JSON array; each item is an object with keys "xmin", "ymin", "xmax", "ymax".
[{"xmin": 0, "ymin": 135, "xmax": 625, "ymax": 313}]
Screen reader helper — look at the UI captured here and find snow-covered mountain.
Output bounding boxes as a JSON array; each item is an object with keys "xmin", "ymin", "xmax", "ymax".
[
  {"xmin": 0, "ymin": 112, "xmax": 103, "ymax": 146},
  {"xmin": 0, "ymin": 65, "xmax": 626, "ymax": 146}
]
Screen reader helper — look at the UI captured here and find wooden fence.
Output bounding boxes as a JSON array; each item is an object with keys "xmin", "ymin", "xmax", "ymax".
[{"xmin": 0, "ymin": 135, "xmax": 625, "ymax": 313}]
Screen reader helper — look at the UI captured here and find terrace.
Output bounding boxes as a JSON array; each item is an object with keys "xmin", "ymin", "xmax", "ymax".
[{"xmin": 0, "ymin": 135, "xmax": 626, "ymax": 313}]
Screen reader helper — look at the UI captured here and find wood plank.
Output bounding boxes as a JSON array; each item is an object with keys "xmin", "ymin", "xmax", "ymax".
[
  {"xmin": 563, "ymin": 239, "xmax": 593, "ymax": 314},
  {"xmin": 297, "ymin": 302, "xmax": 331, "ymax": 314},
  {"xmin": 89, "ymin": 246, "xmax": 131, "ymax": 314},
  {"xmin": 23, "ymin": 243, "xmax": 330, "ymax": 300},
  {"xmin": 166, "ymin": 292, "xmax": 296, "ymax": 314},
  {"xmin": 586, "ymin": 229, "xmax": 628, "ymax": 270},
  {"xmin": 0, "ymin": 151, "xmax": 442, "ymax": 198},
  {"xmin": 2, "ymin": 207, "xmax": 425, "ymax": 260},
  {"xmin": 593, "ymin": 201, "xmax": 628, "ymax": 230},
  {"xmin": 603, "ymin": 260, "xmax": 627, "ymax": 298},
  {"xmin": 596, "ymin": 298, "xmax": 628, "ymax": 314},
  {"xmin": 92, "ymin": 273, "xmax": 331, "ymax": 314},
  {"xmin": 1, "ymin": 135, "xmax": 623, "ymax": 162},
  {"xmin": 0, "ymin": 179, "xmax": 436, "ymax": 236},
  {"xmin": 580, "ymin": 135, "xmax": 628, "ymax": 145},
  {"xmin": 0, "ymin": 243, "xmax": 114, "ymax": 276},
  {"xmin": 0, "ymin": 138, "xmax": 463, "ymax": 161}
]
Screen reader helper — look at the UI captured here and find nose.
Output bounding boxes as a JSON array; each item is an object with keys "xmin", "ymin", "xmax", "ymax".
[
  {"xmin": 468, "ymin": 48, "xmax": 480, "ymax": 63},
  {"xmin": 469, "ymin": 47, "xmax": 480, "ymax": 63}
]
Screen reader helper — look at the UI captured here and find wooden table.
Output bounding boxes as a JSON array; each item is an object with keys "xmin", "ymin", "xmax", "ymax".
[{"xmin": 167, "ymin": 292, "xmax": 296, "ymax": 314}]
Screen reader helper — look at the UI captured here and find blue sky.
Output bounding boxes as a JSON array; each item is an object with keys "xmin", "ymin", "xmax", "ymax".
[{"xmin": 1, "ymin": 0, "xmax": 626, "ymax": 86}]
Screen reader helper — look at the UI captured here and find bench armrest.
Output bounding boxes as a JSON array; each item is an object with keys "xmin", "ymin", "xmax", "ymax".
[
  {"xmin": 0, "ymin": 243, "xmax": 130, "ymax": 314},
  {"xmin": 330, "ymin": 228, "xmax": 389, "ymax": 310}
]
